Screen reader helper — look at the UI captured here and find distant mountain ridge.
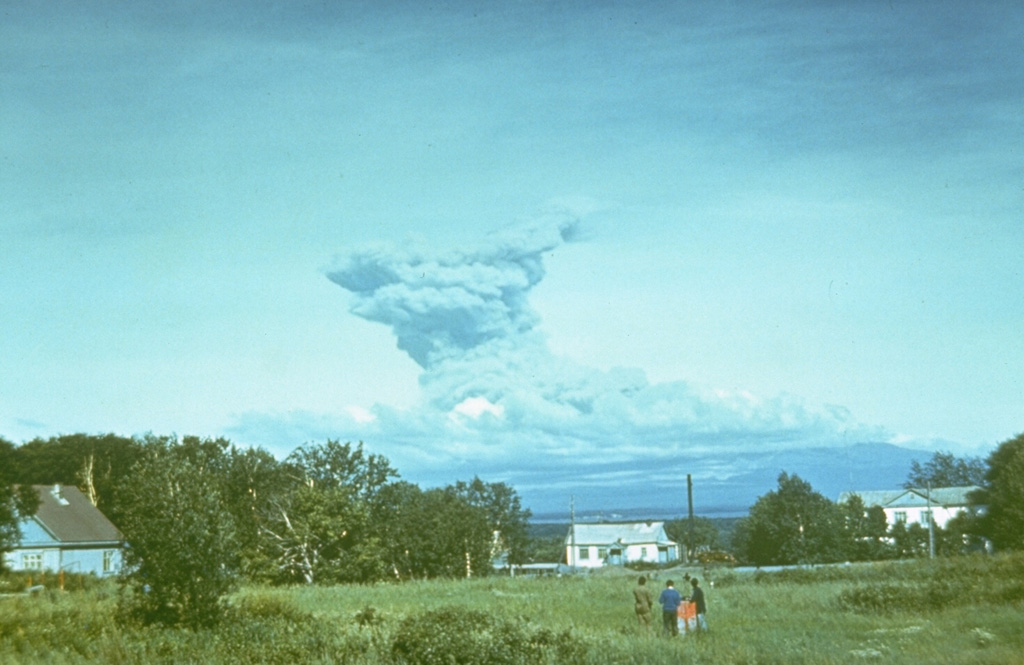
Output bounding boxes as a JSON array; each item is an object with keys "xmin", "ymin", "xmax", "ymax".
[{"xmin": 529, "ymin": 441, "xmax": 930, "ymax": 520}]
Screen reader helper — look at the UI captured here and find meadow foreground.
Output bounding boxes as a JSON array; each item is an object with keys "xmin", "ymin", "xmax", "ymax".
[{"xmin": 1, "ymin": 553, "xmax": 1022, "ymax": 665}]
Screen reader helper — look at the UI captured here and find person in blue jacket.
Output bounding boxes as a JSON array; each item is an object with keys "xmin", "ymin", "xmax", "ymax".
[{"xmin": 658, "ymin": 579, "xmax": 682, "ymax": 636}]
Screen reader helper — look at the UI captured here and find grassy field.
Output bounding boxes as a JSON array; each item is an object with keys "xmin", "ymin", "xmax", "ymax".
[{"xmin": 1, "ymin": 553, "xmax": 1022, "ymax": 664}]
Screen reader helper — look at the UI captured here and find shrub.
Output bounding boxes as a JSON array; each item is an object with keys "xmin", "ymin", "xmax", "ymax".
[
  {"xmin": 0, "ymin": 569, "xmax": 104, "ymax": 593},
  {"xmin": 837, "ymin": 553, "xmax": 1024, "ymax": 614},
  {"xmin": 117, "ymin": 451, "xmax": 239, "ymax": 629},
  {"xmin": 354, "ymin": 604, "xmax": 381, "ymax": 627},
  {"xmin": 837, "ymin": 583, "xmax": 911, "ymax": 613},
  {"xmin": 696, "ymin": 550, "xmax": 737, "ymax": 565},
  {"xmin": 231, "ymin": 592, "xmax": 308, "ymax": 623},
  {"xmin": 390, "ymin": 605, "xmax": 586, "ymax": 665}
]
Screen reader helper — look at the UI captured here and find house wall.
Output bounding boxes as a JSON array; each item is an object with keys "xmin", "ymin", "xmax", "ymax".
[
  {"xmin": 566, "ymin": 542, "xmax": 677, "ymax": 568},
  {"xmin": 566, "ymin": 545, "xmax": 603, "ymax": 568},
  {"xmin": 62, "ymin": 547, "xmax": 122, "ymax": 576},
  {"xmin": 7, "ymin": 517, "xmax": 121, "ymax": 576},
  {"xmin": 4, "ymin": 546, "xmax": 121, "ymax": 576},
  {"xmin": 883, "ymin": 505, "xmax": 965, "ymax": 530},
  {"xmin": 625, "ymin": 543, "xmax": 672, "ymax": 563},
  {"xmin": 3, "ymin": 547, "xmax": 59, "ymax": 573},
  {"xmin": 15, "ymin": 518, "xmax": 56, "ymax": 547},
  {"xmin": 6, "ymin": 489, "xmax": 124, "ymax": 577}
]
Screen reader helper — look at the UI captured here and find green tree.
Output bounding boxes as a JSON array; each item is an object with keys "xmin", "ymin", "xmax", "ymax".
[
  {"xmin": 838, "ymin": 494, "xmax": 891, "ymax": 561},
  {"xmin": 414, "ymin": 487, "xmax": 493, "ymax": 578},
  {"xmin": 889, "ymin": 520, "xmax": 930, "ymax": 558},
  {"xmin": 936, "ymin": 510, "xmax": 986, "ymax": 555},
  {"xmin": 734, "ymin": 472, "xmax": 844, "ymax": 566},
  {"xmin": 451, "ymin": 477, "xmax": 532, "ymax": 568},
  {"xmin": 973, "ymin": 432, "xmax": 1024, "ymax": 551},
  {"xmin": 285, "ymin": 440, "xmax": 397, "ymax": 501},
  {"xmin": 0, "ymin": 438, "xmax": 40, "ymax": 571},
  {"xmin": 259, "ymin": 481, "xmax": 379, "ymax": 584},
  {"xmin": 905, "ymin": 451, "xmax": 986, "ymax": 489},
  {"xmin": 11, "ymin": 433, "xmax": 143, "ymax": 526},
  {"xmin": 258, "ymin": 440, "xmax": 395, "ymax": 584},
  {"xmin": 521, "ymin": 531, "xmax": 566, "ymax": 564},
  {"xmin": 222, "ymin": 445, "xmax": 289, "ymax": 582},
  {"xmin": 12, "ymin": 435, "xmax": 84, "ymax": 486},
  {"xmin": 374, "ymin": 481, "xmax": 427, "ymax": 580},
  {"xmin": 117, "ymin": 443, "xmax": 238, "ymax": 628},
  {"xmin": 665, "ymin": 516, "xmax": 721, "ymax": 560},
  {"xmin": 375, "ymin": 483, "xmax": 492, "ymax": 579}
]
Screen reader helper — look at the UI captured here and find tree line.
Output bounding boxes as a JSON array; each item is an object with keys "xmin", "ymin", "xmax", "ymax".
[
  {"xmin": 3, "ymin": 430, "xmax": 1022, "ymax": 626},
  {"xmin": 0, "ymin": 433, "xmax": 531, "ymax": 627},
  {"xmin": 727, "ymin": 434, "xmax": 1024, "ymax": 567}
]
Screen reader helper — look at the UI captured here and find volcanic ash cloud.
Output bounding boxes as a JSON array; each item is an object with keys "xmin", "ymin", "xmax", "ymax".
[{"xmin": 324, "ymin": 212, "xmax": 874, "ymax": 465}]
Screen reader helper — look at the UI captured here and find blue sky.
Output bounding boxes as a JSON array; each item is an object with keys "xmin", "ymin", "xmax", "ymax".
[{"xmin": 2, "ymin": 1, "xmax": 1021, "ymax": 514}]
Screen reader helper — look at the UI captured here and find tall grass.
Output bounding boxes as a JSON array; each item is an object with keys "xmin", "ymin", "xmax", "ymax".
[{"xmin": 1, "ymin": 554, "xmax": 1022, "ymax": 664}]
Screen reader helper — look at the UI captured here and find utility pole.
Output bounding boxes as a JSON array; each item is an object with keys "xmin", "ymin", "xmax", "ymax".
[
  {"xmin": 569, "ymin": 495, "xmax": 576, "ymax": 571},
  {"xmin": 927, "ymin": 482, "xmax": 935, "ymax": 559},
  {"xmin": 687, "ymin": 474, "xmax": 694, "ymax": 563}
]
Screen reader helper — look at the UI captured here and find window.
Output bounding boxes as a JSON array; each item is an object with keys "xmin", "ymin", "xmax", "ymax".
[
  {"xmin": 21, "ymin": 552, "xmax": 42, "ymax": 570},
  {"xmin": 597, "ymin": 548, "xmax": 608, "ymax": 560},
  {"xmin": 920, "ymin": 510, "xmax": 933, "ymax": 526},
  {"xmin": 578, "ymin": 547, "xmax": 589, "ymax": 560},
  {"xmin": 894, "ymin": 511, "xmax": 907, "ymax": 524},
  {"xmin": 641, "ymin": 546, "xmax": 650, "ymax": 559},
  {"xmin": 103, "ymin": 550, "xmax": 116, "ymax": 573}
]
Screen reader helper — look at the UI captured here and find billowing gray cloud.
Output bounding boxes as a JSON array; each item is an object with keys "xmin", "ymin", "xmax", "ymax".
[
  {"xmin": 326, "ymin": 212, "xmax": 581, "ymax": 370},
  {"xmin": 292, "ymin": 211, "xmax": 902, "ymax": 513}
]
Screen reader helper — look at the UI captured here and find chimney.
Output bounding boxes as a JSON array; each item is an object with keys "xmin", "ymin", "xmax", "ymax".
[{"xmin": 51, "ymin": 484, "xmax": 69, "ymax": 506}]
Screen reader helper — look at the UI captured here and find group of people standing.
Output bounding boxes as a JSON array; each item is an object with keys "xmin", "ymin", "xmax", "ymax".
[{"xmin": 632, "ymin": 574, "xmax": 708, "ymax": 637}]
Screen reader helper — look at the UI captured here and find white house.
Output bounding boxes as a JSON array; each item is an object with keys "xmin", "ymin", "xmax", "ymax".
[
  {"xmin": 564, "ymin": 522, "xmax": 679, "ymax": 568},
  {"xmin": 4, "ymin": 485, "xmax": 123, "ymax": 577},
  {"xmin": 837, "ymin": 486, "xmax": 981, "ymax": 529}
]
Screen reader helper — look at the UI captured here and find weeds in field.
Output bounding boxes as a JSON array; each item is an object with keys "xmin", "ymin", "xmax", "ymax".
[
  {"xmin": 837, "ymin": 553, "xmax": 1024, "ymax": 614},
  {"xmin": 390, "ymin": 605, "xmax": 587, "ymax": 665},
  {"xmin": 2, "ymin": 554, "xmax": 1024, "ymax": 665}
]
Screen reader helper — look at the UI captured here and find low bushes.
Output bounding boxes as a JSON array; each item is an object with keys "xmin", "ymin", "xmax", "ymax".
[
  {"xmin": 837, "ymin": 553, "xmax": 1024, "ymax": 614},
  {"xmin": 390, "ymin": 606, "xmax": 587, "ymax": 665},
  {"xmin": 0, "ymin": 570, "xmax": 104, "ymax": 593},
  {"xmin": 5, "ymin": 555, "xmax": 1024, "ymax": 665}
]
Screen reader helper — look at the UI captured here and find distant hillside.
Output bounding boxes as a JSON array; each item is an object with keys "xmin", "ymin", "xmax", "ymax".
[
  {"xmin": 528, "ymin": 522, "xmax": 571, "ymax": 539},
  {"xmin": 707, "ymin": 441, "xmax": 928, "ymax": 510},
  {"xmin": 528, "ymin": 441, "xmax": 931, "ymax": 519}
]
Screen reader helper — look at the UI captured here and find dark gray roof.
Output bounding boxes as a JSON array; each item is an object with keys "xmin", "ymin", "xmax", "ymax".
[
  {"xmin": 31, "ymin": 485, "xmax": 122, "ymax": 544},
  {"xmin": 838, "ymin": 486, "xmax": 980, "ymax": 509}
]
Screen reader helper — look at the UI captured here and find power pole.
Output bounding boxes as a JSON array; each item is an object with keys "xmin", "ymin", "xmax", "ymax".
[
  {"xmin": 927, "ymin": 482, "xmax": 935, "ymax": 559},
  {"xmin": 687, "ymin": 474, "xmax": 694, "ymax": 563},
  {"xmin": 569, "ymin": 495, "xmax": 576, "ymax": 570}
]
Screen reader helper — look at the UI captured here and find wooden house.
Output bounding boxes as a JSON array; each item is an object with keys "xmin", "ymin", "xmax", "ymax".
[{"xmin": 4, "ymin": 484, "xmax": 122, "ymax": 577}]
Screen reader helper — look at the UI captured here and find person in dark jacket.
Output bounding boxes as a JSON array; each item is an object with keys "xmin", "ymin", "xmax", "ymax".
[{"xmin": 687, "ymin": 577, "xmax": 708, "ymax": 632}]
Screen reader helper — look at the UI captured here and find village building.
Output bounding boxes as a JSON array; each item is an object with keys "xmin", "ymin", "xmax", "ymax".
[
  {"xmin": 564, "ymin": 521, "xmax": 679, "ymax": 568},
  {"xmin": 4, "ymin": 484, "xmax": 122, "ymax": 577},
  {"xmin": 837, "ymin": 486, "xmax": 982, "ymax": 529}
]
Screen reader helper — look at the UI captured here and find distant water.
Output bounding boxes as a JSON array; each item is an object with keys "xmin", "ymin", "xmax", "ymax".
[
  {"xmin": 530, "ymin": 505, "xmax": 747, "ymax": 524},
  {"xmin": 526, "ymin": 441, "xmax": 934, "ymax": 524}
]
